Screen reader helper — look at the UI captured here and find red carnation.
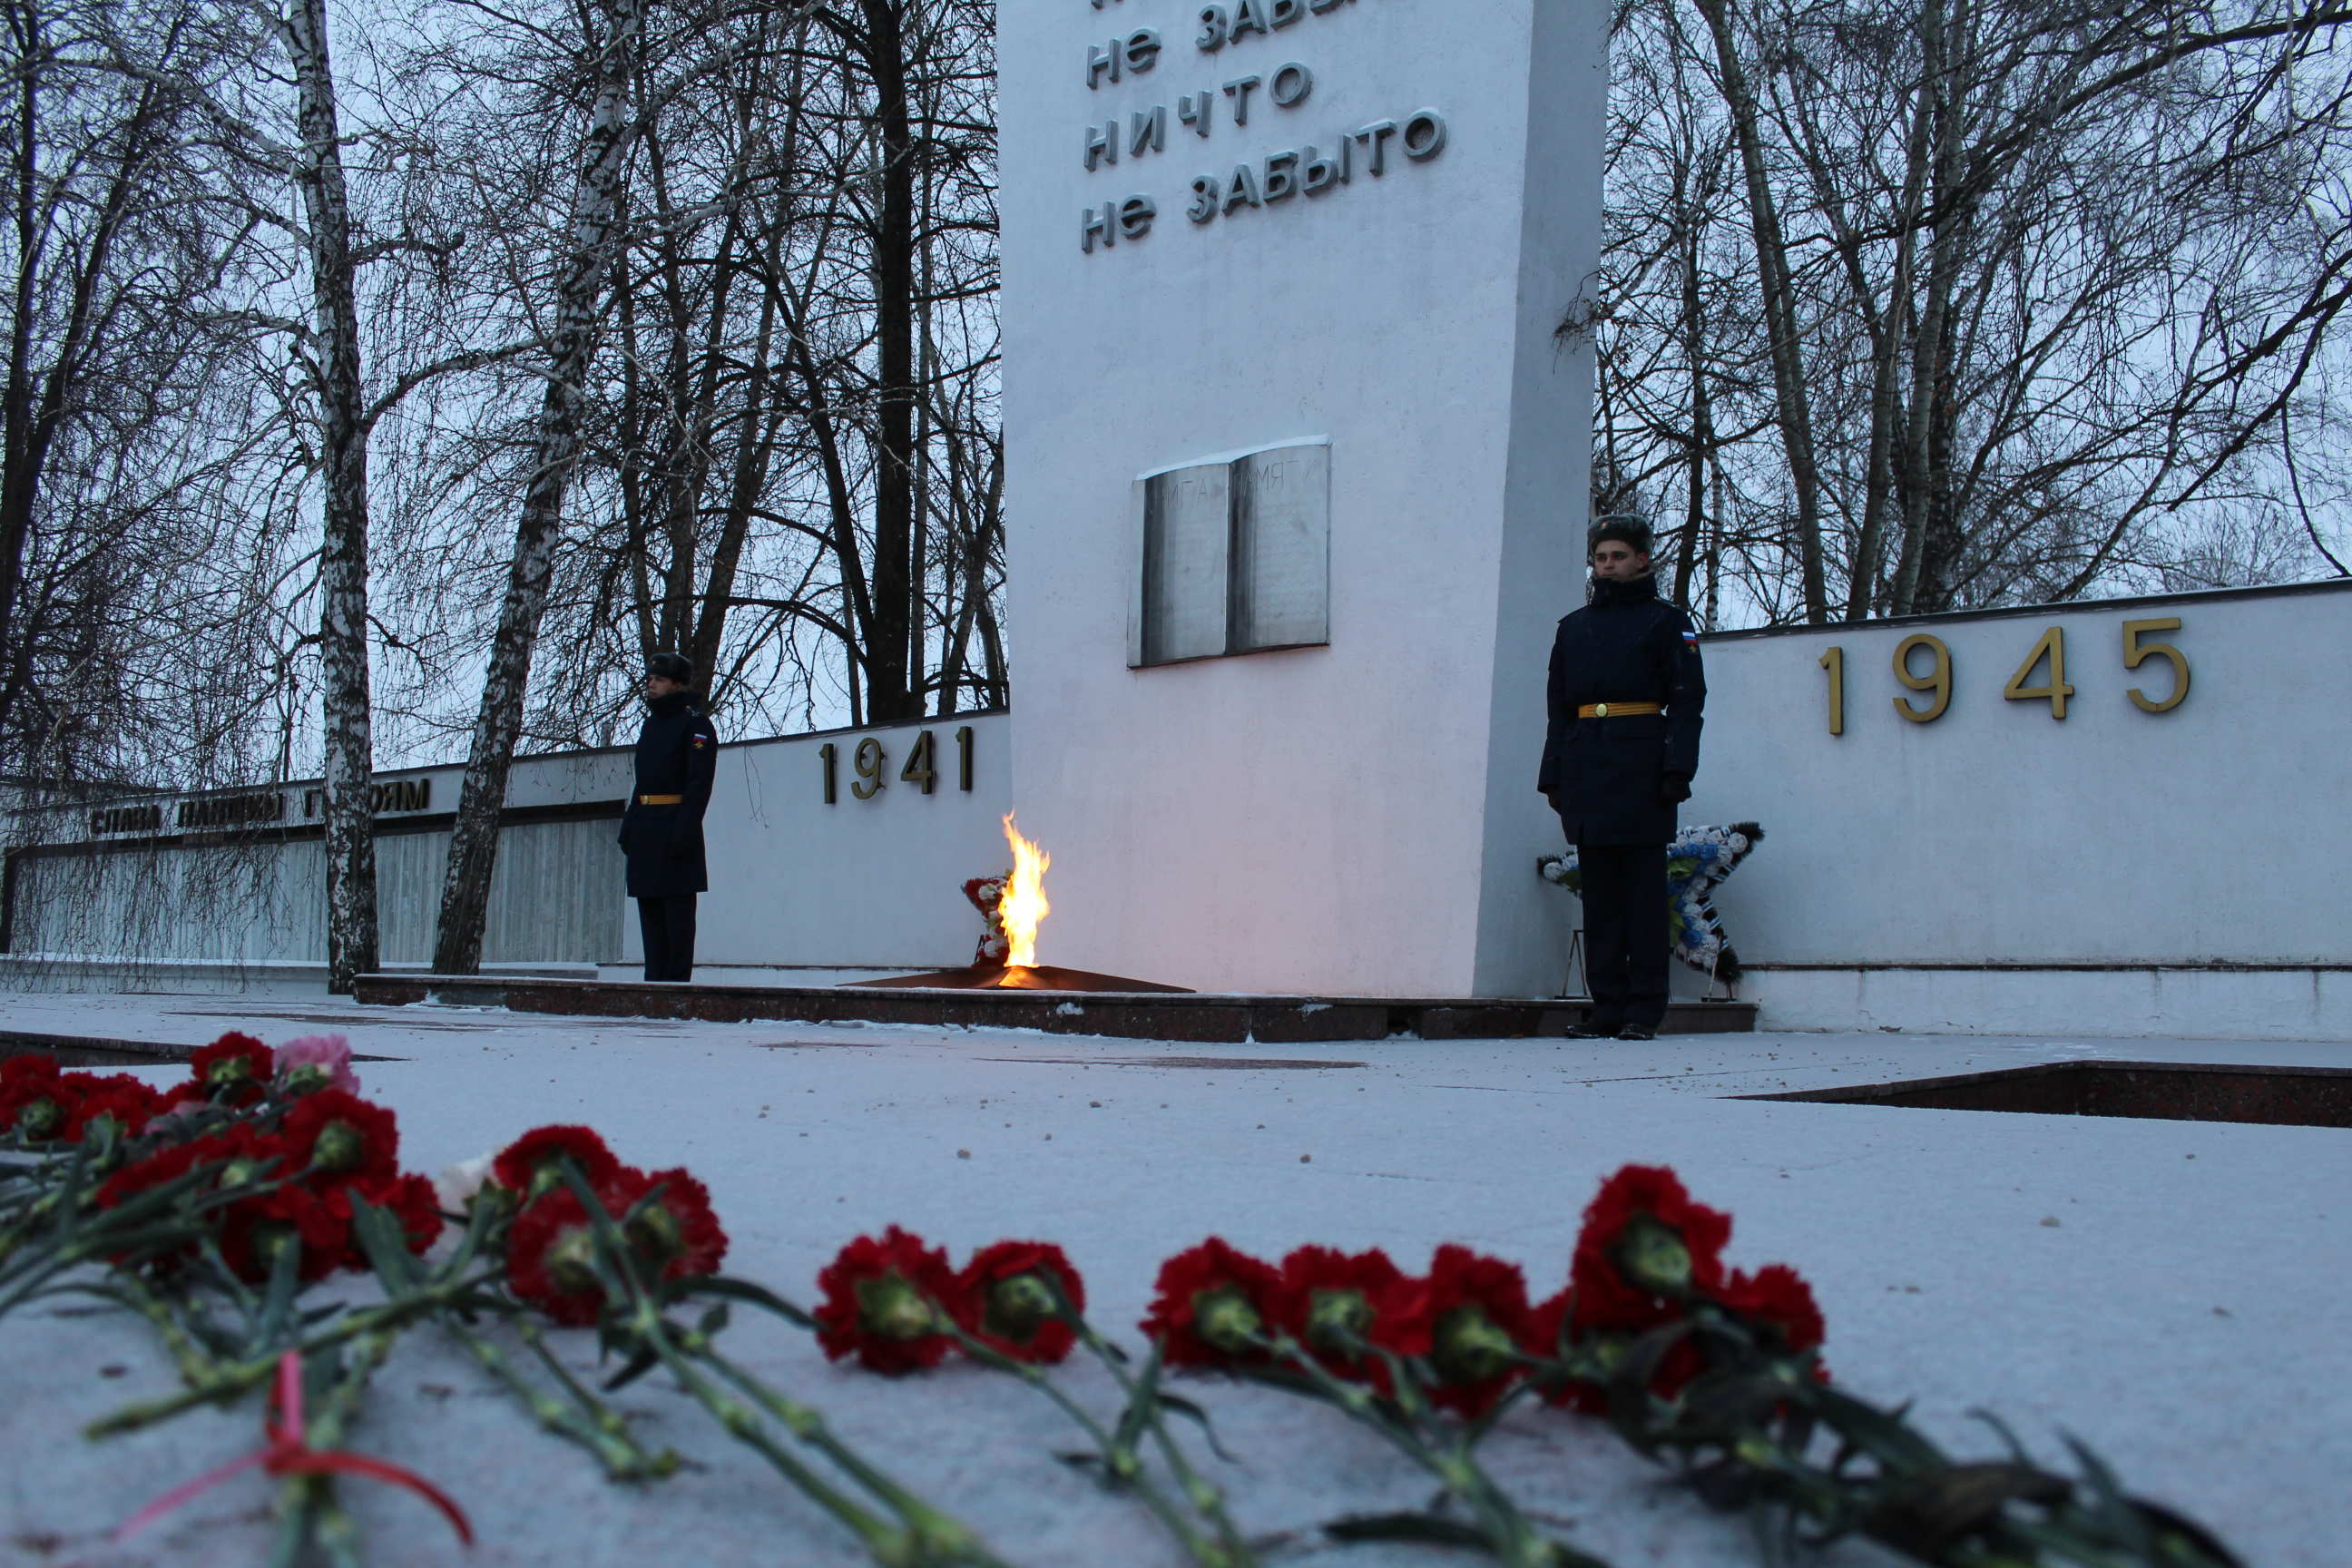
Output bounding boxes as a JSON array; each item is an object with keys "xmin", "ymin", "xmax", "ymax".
[
  {"xmin": 508, "ymin": 1167, "xmax": 725, "ymax": 1328},
  {"xmin": 956, "ymin": 1240, "xmax": 1085, "ymax": 1364},
  {"xmin": 602, "ymin": 1167, "xmax": 728, "ymax": 1282},
  {"xmin": 99, "ymin": 1138, "xmax": 211, "ymax": 1211},
  {"xmin": 59, "ymin": 1076, "xmax": 163, "ymax": 1142},
  {"xmin": 1524, "ymin": 1289, "xmax": 1573, "ymax": 1361},
  {"xmin": 1140, "ymin": 1238, "xmax": 1280, "ymax": 1368},
  {"xmin": 1569, "ymin": 1164, "xmax": 1732, "ymax": 1335},
  {"xmin": 508, "ymin": 1189, "xmax": 609, "ymax": 1326},
  {"xmin": 1529, "ymin": 1286, "xmax": 1708, "ymax": 1414},
  {"xmin": 252, "ymin": 1168, "xmax": 444, "ymax": 1283},
  {"xmin": 221, "ymin": 1181, "xmax": 357, "ymax": 1282},
  {"xmin": 815, "ymin": 1227, "xmax": 963, "ymax": 1373},
  {"xmin": 187, "ymin": 1033, "xmax": 275, "ymax": 1106},
  {"xmin": 1271, "ymin": 1245, "xmax": 1422, "ymax": 1384},
  {"xmin": 1716, "ymin": 1264, "xmax": 1826, "ymax": 1357},
  {"xmin": 1, "ymin": 1056, "xmax": 70, "ymax": 1140},
  {"xmin": 493, "ymin": 1124, "xmax": 622, "ymax": 1200},
  {"xmin": 1402, "ymin": 1245, "xmax": 1534, "ymax": 1416},
  {"xmin": 372, "ymin": 1172, "xmax": 447, "ymax": 1257},
  {"xmin": 281, "ymin": 1090, "xmax": 401, "ymax": 1189}
]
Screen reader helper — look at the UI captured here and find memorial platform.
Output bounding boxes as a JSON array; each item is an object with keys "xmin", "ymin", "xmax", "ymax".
[
  {"xmin": 0, "ymin": 989, "xmax": 2343, "ymax": 1568},
  {"xmin": 347, "ymin": 971, "xmax": 1759, "ymax": 1041}
]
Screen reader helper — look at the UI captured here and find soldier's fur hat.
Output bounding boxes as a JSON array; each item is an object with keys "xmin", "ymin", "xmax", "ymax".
[
  {"xmin": 647, "ymin": 651, "xmax": 695, "ymax": 684},
  {"xmin": 1587, "ymin": 514, "xmax": 1654, "ymax": 557}
]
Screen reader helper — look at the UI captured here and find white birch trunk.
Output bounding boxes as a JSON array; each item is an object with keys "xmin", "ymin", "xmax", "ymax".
[
  {"xmin": 432, "ymin": 0, "xmax": 644, "ymax": 975},
  {"xmin": 283, "ymin": 0, "xmax": 377, "ymax": 992}
]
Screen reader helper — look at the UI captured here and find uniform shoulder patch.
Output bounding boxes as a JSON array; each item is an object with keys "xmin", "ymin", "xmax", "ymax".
[{"xmin": 691, "ymin": 734, "xmax": 710, "ymax": 749}]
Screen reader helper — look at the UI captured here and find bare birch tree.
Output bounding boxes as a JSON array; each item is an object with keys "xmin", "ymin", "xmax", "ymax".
[
  {"xmin": 431, "ymin": 0, "xmax": 644, "ymax": 975},
  {"xmin": 280, "ymin": 0, "xmax": 377, "ymax": 990},
  {"xmin": 1602, "ymin": 0, "xmax": 2352, "ymax": 624}
]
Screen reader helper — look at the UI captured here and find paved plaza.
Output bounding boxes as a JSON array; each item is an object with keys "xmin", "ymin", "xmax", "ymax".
[{"xmin": 2, "ymin": 993, "xmax": 2343, "ymax": 1566}]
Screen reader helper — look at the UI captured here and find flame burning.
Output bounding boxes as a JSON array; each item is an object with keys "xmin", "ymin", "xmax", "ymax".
[{"xmin": 997, "ymin": 812, "xmax": 1050, "ymax": 976}]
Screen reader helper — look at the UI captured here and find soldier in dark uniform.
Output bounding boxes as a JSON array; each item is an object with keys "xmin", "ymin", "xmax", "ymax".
[
  {"xmin": 619, "ymin": 652, "xmax": 719, "ymax": 982},
  {"xmin": 1537, "ymin": 518, "xmax": 1706, "ymax": 1040}
]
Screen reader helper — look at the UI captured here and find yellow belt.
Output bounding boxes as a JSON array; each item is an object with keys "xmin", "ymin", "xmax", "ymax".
[
  {"xmin": 638, "ymin": 794, "xmax": 682, "ymax": 805},
  {"xmin": 1578, "ymin": 702, "xmax": 1663, "ymax": 719}
]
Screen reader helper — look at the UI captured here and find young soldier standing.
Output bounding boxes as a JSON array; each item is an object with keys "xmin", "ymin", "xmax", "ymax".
[
  {"xmin": 1536, "ymin": 518, "xmax": 1707, "ymax": 1039},
  {"xmin": 619, "ymin": 652, "xmax": 718, "ymax": 982}
]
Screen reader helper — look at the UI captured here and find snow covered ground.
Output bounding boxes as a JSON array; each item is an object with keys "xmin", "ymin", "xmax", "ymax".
[{"xmin": 2, "ymin": 991, "xmax": 2345, "ymax": 1568}]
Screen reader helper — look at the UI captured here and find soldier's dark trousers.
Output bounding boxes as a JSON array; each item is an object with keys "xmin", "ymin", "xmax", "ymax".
[
  {"xmin": 1576, "ymin": 842, "xmax": 1669, "ymax": 1030},
  {"xmin": 637, "ymin": 895, "xmax": 698, "ymax": 983}
]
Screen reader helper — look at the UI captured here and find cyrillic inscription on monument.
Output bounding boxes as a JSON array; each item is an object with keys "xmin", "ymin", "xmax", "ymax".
[{"xmin": 1074, "ymin": 0, "xmax": 1448, "ymax": 252}]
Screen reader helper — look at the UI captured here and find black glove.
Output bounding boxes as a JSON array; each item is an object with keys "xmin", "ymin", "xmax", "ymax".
[
  {"xmin": 1657, "ymin": 771, "xmax": 1692, "ymax": 805},
  {"xmin": 667, "ymin": 839, "xmax": 695, "ymax": 862}
]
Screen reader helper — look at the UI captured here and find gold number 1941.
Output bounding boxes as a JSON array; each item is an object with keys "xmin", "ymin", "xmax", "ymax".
[
  {"xmin": 851, "ymin": 737, "xmax": 887, "ymax": 799},
  {"xmin": 898, "ymin": 730, "xmax": 937, "ymax": 794},
  {"xmin": 1892, "ymin": 634, "xmax": 1952, "ymax": 722}
]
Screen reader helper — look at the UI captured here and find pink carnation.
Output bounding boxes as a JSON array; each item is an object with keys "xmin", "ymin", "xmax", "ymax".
[{"xmin": 274, "ymin": 1034, "xmax": 359, "ymax": 1094}]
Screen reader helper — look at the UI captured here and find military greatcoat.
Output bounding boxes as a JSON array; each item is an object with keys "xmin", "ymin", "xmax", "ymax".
[
  {"xmin": 1537, "ymin": 573, "xmax": 1707, "ymax": 844},
  {"xmin": 618, "ymin": 691, "xmax": 719, "ymax": 897}
]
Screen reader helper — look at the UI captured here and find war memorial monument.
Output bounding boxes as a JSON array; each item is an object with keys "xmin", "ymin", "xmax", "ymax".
[{"xmin": 0, "ymin": 3, "xmax": 2344, "ymax": 1566}]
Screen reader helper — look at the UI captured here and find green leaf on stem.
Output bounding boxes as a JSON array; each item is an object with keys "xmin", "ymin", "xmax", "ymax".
[
  {"xmin": 675, "ymin": 1274, "xmax": 817, "ymax": 1328},
  {"xmin": 1323, "ymin": 1512, "xmax": 1497, "ymax": 1549},
  {"xmin": 1864, "ymin": 1462, "xmax": 2071, "ymax": 1559}
]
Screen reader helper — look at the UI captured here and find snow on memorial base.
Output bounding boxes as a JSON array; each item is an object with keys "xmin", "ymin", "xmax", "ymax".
[
  {"xmin": 0, "ymin": 991, "xmax": 2343, "ymax": 1568},
  {"xmin": 3, "ymin": 0, "xmax": 2347, "ymax": 1554}
]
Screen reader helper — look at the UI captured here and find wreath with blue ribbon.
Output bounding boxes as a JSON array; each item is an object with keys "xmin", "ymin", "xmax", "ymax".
[{"xmin": 1537, "ymin": 823, "xmax": 1765, "ymax": 981}]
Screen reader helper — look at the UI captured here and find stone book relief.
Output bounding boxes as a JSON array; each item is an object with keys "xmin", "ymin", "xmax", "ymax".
[
  {"xmin": 1230, "ymin": 444, "xmax": 1331, "ymax": 652},
  {"xmin": 1135, "ymin": 461, "xmax": 1230, "ymax": 664},
  {"xmin": 1131, "ymin": 442, "xmax": 1329, "ymax": 667}
]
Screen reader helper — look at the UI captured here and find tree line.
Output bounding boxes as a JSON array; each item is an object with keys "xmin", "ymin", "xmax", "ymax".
[
  {"xmin": 2, "ymin": 0, "xmax": 2347, "ymax": 985},
  {"xmin": 1597, "ymin": 0, "xmax": 2352, "ymax": 625},
  {"xmin": 0, "ymin": 0, "xmax": 1000, "ymax": 986}
]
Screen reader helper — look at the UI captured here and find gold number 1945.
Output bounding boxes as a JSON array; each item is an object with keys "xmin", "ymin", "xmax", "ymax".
[
  {"xmin": 2123, "ymin": 617, "xmax": 2190, "ymax": 711},
  {"xmin": 2003, "ymin": 626, "xmax": 2073, "ymax": 719}
]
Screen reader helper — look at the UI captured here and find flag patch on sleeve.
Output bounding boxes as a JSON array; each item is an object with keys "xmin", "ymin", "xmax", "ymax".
[
  {"xmin": 691, "ymin": 736, "xmax": 710, "ymax": 749},
  {"xmin": 1682, "ymin": 631, "xmax": 1700, "ymax": 650}
]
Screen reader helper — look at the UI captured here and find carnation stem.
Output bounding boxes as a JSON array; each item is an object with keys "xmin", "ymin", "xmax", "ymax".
[
  {"xmin": 85, "ymin": 1269, "xmax": 499, "ymax": 1437},
  {"xmin": 1250, "ymin": 1331, "xmax": 1609, "ymax": 1568},
  {"xmin": 694, "ymin": 1342, "xmax": 1013, "ymax": 1566},
  {"xmin": 1082, "ymin": 1332, "xmax": 1259, "ymax": 1568},
  {"xmin": 437, "ymin": 1313, "xmax": 676, "ymax": 1480},
  {"xmin": 270, "ymin": 1333, "xmax": 395, "ymax": 1568},
  {"xmin": 626, "ymin": 1308, "xmax": 943, "ymax": 1564},
  {"xmin": 558, "ymin": 1168, "xmax": 1012, "ymax": 1568},
  {"xmin": 944, "ymin": 1319, "xmax": 1253, "ymax": 1568}
]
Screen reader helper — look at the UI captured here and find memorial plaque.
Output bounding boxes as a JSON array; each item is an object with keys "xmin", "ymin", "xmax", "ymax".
[
  {"xmin": 1231, "ymin": 445, "xmax": 1330, "ymax": 653},
  {"xmin": 1135, "ymin": 462, "xmax": 1230, "ymax": 665},
  {"xmin": 1132, "ymin": 443, "xmax": 1328, "ymax": 666}
]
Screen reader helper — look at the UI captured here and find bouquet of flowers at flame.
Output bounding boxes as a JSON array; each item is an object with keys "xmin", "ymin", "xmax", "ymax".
[{"xmin": 2, "ymin": 1038, "xmax": 2239, "ymax": 1568}]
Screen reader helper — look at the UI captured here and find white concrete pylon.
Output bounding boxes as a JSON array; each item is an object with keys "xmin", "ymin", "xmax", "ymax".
[{"xmin": 1000, "ymin": 0, "xmax": 1608, "ymax": 996}]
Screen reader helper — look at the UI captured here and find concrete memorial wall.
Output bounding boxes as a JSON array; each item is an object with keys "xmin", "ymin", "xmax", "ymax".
[
  {"xmin": 1687, "ymin": 580, "xmax": 2352, "ymax": 1040},
  {"xmin": 996, "ymin": 0, "xmax": 1610, "ymax": 999},
  {"xmin": 651, "ymin": 714, "xmax": 1014, "ymax": 976},
  {"xmin": 3, "ymin": 714, "xmax": 1014, "ymax": 986}
]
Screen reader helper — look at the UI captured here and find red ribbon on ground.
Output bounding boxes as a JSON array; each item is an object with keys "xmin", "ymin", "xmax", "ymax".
[{"xmin": 114, "ymin": 1350, "xmax": 474, "ymax": 1546}]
